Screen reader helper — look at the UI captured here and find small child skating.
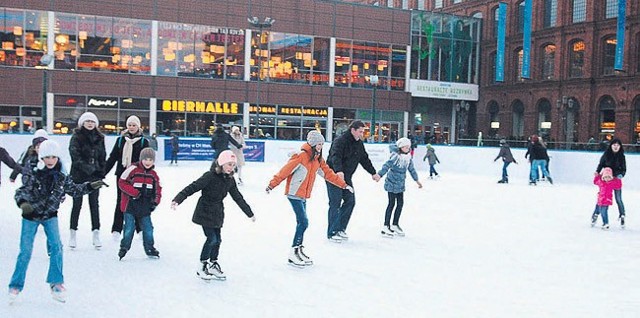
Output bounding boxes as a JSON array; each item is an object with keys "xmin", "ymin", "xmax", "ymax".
[
  {"xmin": 423, "ymin": 143, "xmax": 440, "ymax": 179},
  {"xmin": 8, "ymin": 140, "xmax": 107, "ymax": 304},
  {"xmin": 266, "ymin": 131, "xmax": 352, "ymax": 267},
  {"xmin": 591, "ymin": 167, "xmax": 622, "ymax": 230},
  {"xmin": 171, "ymin": 150, "xmax": 255, "ymax": 280},
  {"xmin": 117, "ymin": 148, "xmax": 162, "ymax": 260},
  {"xmin": 375, "ymin": 138, "xmax": 422, "ymax": 237}
]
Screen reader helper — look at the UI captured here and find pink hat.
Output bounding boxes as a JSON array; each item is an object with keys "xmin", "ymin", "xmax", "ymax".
[
  {"xmin": 601, "ymin": 167, "xmax": 613, "ymax": 178},
  {"xmin": 217, "ymin": 150, "xmax": 237, "ymax": 166}
]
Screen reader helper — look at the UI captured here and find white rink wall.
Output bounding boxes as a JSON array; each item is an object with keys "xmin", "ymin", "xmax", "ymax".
[{"xmin": 1, "ymin": 134, "xmax": 637, "ymax": 190}]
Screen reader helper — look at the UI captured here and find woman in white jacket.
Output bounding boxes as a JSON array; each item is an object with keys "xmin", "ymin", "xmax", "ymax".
[{"xmin": 229, "ymin": 126, "xmax": 246, "ymax": 184}]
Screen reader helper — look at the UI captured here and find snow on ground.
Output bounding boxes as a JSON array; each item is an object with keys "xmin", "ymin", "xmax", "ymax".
[{"xmin": 2, "ymin": 160, "xmax": 640, "ymax": 318}]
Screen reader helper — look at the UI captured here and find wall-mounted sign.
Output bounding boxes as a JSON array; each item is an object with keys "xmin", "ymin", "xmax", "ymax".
[
  {"xmin": 409, "ymin": 79, "xmax": 478, "ymax": 101},
  {"xmin": 161, "ymin": 100, "xmax": 241, "ymax": 114},
  {"xmin": 87, "ymin": 97, "xmax": 118, "ymax": 107},
  {"xmin": 490, "ymin": 121, "xmax": 500, "ymax": 129},
  {"xmin": 540, "ymin": 122, "xmax": 552, "ymax": 129},
  {"xmin": 249, "ymin": 105, "xmax": 277, "ymax": 115},
  {"xmin": 277, "ymin": 106, "xmax": 328, "ymax": 117}
]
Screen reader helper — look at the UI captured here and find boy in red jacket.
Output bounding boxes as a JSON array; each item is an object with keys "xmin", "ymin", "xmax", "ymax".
[
  {"xmin": 117, "ymin": 148, "xmax": 162, "ymax": 260},
  {"xmin": 592, "ymin": 167, "xmax": 621, "ymax": 230}
]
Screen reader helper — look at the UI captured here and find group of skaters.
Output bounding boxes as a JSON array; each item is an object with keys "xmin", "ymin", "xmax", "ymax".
[{"xmin": 495, "ymin": 134, "xmax": 627, "ymax": 230}]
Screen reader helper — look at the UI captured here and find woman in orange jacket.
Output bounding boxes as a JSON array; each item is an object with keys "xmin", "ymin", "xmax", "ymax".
[{"xmin": 266, "ymin": 130, "xmax": 353, "ymax": 267}]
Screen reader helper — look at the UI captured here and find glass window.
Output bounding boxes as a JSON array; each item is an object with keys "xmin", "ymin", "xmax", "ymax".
[
  {"xmin": 334, "ymin": 40, "xmax": 351, "ymax": 87},
  {"xmin": 269, "ymin": 33, "xmax": 312, "ymax": 84},
  {"xmin": 332, "ymin": 108, "xmax": 355, "ymax": 139},
  {"xmin": 434, "ymin": 0, "xmax": 443, "ymax": 9},
  {"xmin": 312, "ymin": 37, "xmax": 330, "ymax": 85},
  {"xmin": 0, "ymin": 105, "xmax": 20, "ymax": 133},
  {"xmin": 351, "ymin": 41, "xmax": 389, "ymax": 89},
  {"xmin": 54, "ymin": 13, "xmax": 77, "ymax": 70},
  {"xmin": 569, "ymin": 40, "xmax": 585, "ymax": 78},
  {"xmin": 518, "ymin": 1, "xmax": 525, "ymax": 34},
  {"xmin": 605, "ymin": 0, "xmax": 618, "ymax": 19},
  {"xmin": 603, "ymin": 36, "xmax": 616, "ymax": 75},
  {"xmin": 249, "ymin": 29, "xmax": 270, "ymax": 81},
  {"xmin": 0, "ymin": 9, "xmax": 47, "ymax": 67},
  {"xmin": 390, "ymin": 45, "xmax": 406, "ymax": 91},
  {"xmin": 542, "ymin": 44, "xmax": 556, "ymax": 80},
  {"xmin": 225, "ymin": 29, "xmax": 245, "ymax": 80},
  {"xmin": 572, "ymin": 0, "xmax": 586, "ymax": 23},
  {"xmin": 544, "ymin": 0, "xmax": 557, "ymax": 28},
  {"xmin": 516, "ymin": 48, "xmax": 524, "ymax": 82},
  {"xmin": 493, "ymin": 6, "xmax": 499, "ymax": 38}
]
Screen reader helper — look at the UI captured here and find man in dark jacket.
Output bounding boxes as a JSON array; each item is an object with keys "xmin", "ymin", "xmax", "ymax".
[
  {"xmin": 528, "ymin": 135, "xmax": 552, "ymax": 185},
  {"xmin": 325, "ymin": 120, "xmax": 380, "ymax": 242},
  {"xmin": 210, "ymin": 126, "xmax": 242, "ymax": 160},
  {"xmin": 494, "ymin": 139, "xmax": 517, "ymax": 184}
]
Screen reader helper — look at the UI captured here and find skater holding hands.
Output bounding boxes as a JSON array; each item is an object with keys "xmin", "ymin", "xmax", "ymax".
[
  {"xmin": 171, "ymin": 150, "xmax": 255, "ymax": 280},
  {"xmin": 591, "ymin": 167, "xmax": 621, "ymax": 230},
  {"xmin": 266, "ymin": 130, "xmax": 352, "ymax": 267},
  {"xmin": 375, "ymin": 138, "xmax": 422, "ymax": 237}
]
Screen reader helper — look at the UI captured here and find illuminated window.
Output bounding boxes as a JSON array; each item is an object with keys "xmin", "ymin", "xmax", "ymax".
[
  {"xmin": 542, "ymin": 44, "xmax": 556, "ymax": 80},
  {"xmin": 603, "ymin": 36, "xmax": 616, "ymax": 75},
  {"xmin": 569, "ymin": 40, "xmax": 585, "ymax": 78}
]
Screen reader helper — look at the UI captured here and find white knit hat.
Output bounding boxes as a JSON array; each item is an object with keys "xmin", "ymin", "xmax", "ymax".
[
  {"xmin": 34, "ymin": 128, "xmax": 48, "ymax": 139},
  {"xmin": 126, "ymin": 115, "xmax": 141, "ymax": 127},
  {"xmin": 396, "ymin": 137, "xmax": 411, "ymax": 148},
  {"xmin": 38, "ymin": 139, "xmax": 62, "ymax": 159},
  {"xmin": 78, "ymin": 111, "xmax": 99, "ymax": 127},
  {"xmin": 307, "ymin": 130, "xmax": 325, "ymax": 147}
]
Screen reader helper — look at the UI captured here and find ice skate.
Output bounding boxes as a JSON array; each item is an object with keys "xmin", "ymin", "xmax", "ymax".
[
  {"xmin": 197, "ymin": 261, "xmax": 215, "ymax": 280},
  {"xmin": 146, "ymin": 248, "xmax": 160, "ymax": 259},
  {"xmin": 8, "ymin": 288, "xmax": 19, "ymax": 305},
  {"xmin": 381, "ymin": 226, "xmax": 395, "ymax": 238},
  {"xmin": 111, "ymin": 231, "xmax": 120, "ymax": 241},
  {"xmin": 288, "ymin": 247, "xmax": 308, "ymax": 268},
  {"xmin": 336, "ymin": 231, "xmax": 349, "ymax": 241},
  {"xmin": 208, "ymin": 261, "xmax": 227, "ymax": 280},
  {"xmin": 328, "ymin": 234, "xmax": 343, "ymax": 243},
  {"xmin": 297, "ymin": 245, "xmax": 313, "ymax": 265},
  {"xmin": 590, "ymin": 213, "xmax": 598, "ymax": 227},
  {"xmin": 390, "ymin": 225, "xmax": 405, "ymax": 237},
  {"xmin": 620, "ymin": 215, "xmax": 625, "ymax": 229},
  {"xmin": 92, "ymin": 230, "xmax": 102, "ymax": 249},
  {"xmin": 547, "ymin": 176, "xmax": 553, "ymax": 185},
  {"xmin": 50, "ymin": 284, "xmax": 66, "ymax": 303},
  {"xmin": 69, "ymin": 229, "xmax": 77, "ymax": 249},
  {"xmin": 601, "ymin": 223, "xmax": 610, "ymax": 230}
]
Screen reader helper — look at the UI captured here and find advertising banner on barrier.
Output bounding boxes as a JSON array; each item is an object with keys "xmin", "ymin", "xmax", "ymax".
[{"xmin": 163, "ymin": 139, "xmax": 265, "ymax": 162}]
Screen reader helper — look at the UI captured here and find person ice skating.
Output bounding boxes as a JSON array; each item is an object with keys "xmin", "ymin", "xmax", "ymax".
[
  {"xmin": 170, "ymin": 150, "xmax": 255, "ymax": 280},
  {"xmin": 104, "ymin": 115, "xmax": 148, "ymax": 240},
  {"xmin": 148, "ymin": 133, "xmax": 158, "ymax": 151},
  {"xmin": 9, "ymin": 129, "xmax": 48, "ymax": 182},
  {"xmin": 229, "ymin": 126, "xmax": 246, "ymax": 185},
  {"xmin": 117, "ymin": 148, "xmax": 162, "ymax": 260},
  {"xmin": 68, "ymin": 112, "xmax": 107, "ymax": 249},
  {"xmin": 8, "ymin": 140, "xmax": 107, "ymax": 304},
  {"xmin": 325, "ymin": 120, "xmax": 380, "ymax": 242},
  {"xmin": 267, "ymin": 130, "xmax": 352, "ymax": 267},
  {"xmin": 0, "ymin": 145, "xmax": 19, "ymax": 188},
  {"xmin": 375, "ymin": 137, "xmax": 422, "ymax": 237},
  {"xmin": 527, "ymin": 135, "xmax": 552, "ymax": 185},
  {"xmin": 591, "ymin": 168, "xmax": 622, "ymax": 230},
  {"xmin": 494, "ymin": 139, "xmax": 517, "ymax": 184},
  {"xmin": 592, "ymin": 138, "xmax": 626, "ymax": 227},
  {"xmin": 210, "ymin": 126, "xmax": 242, "ymax": 160},
  {"xmin": 423, "ymin": 143, "xmax": 440, "ymax": 179},
  {"xmin": 170, "ymin": 134, "xmax": 179, "ymax": 165}
]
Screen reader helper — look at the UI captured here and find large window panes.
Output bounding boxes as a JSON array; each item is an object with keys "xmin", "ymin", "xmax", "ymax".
[
  {"xmin": 603, "ymin": 36, "xmax": 616, "ymax": 75},
  {"xmin": 518, "ymin": 1, "xmax": 525, "ymax": 34},
  {"xmin": 249, "ymin": 29, "xmax": 270, "ymax": 81},
  {"xmin": 268, "ymin": 33, "xmax": 312, "ymax": 84},
  {"xmin": 605, "ymin": 0, "xmax": 618, "ymax": 19},
  {"xmin": 390, "ymin": 45, "xmax": 406, "ymax": 91},
  {"xmin": 573, "ymin": 0, "xmax": 587, "ymax": 23},
  {"xmin": 569, "ymin": 40, "xmax": 585, "ymax": 78},
  {"xmin": 0, "ymin": 9, "xmax": 47, "ymax": 67},
  {"xmin": 65, "ymin": 15, "xmax": 153, "ymax": 74},
  {"xmin": 334, "ymin": 40, "xmax": 352, "ymax": 87},
  {"xmin": 516, "ymin": 48, "xmax": 524, "ymax": 82},
  {"xmin": 312, "ymin": 37, "xmax": 330, "ymax": 85},
  {"xmin": 542, "ymin": 44, "xmax": 555, "ymax": 80},
  {"xmin": 410, "ymin": 11, "xmax": 480, "ymax": 84},
  {"xmin": 543, "ymin": 0, "xmax": 557, "ymax": 28},
  {"xmin": 351, "ymin": 41, "xmax": 389, "ymax": 88},
  {"xmin": 158, "ymin": 23, "xmax": 244, "ymax": 79}
]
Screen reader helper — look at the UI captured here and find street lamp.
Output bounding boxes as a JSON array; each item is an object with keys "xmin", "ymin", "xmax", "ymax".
[
  {"xmin": 39, "ymin": 54, "xmax": 54, "ymax": 131},
  {"xmin": 248, "ymin": 16, "xmax": 275, "ymax": 137},
  {"xmin": 369, "ymin": 75, "xmax": 379, "ymax": 142}
]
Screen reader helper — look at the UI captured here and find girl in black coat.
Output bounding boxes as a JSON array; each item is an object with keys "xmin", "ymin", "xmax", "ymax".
[
  {"xmin": 68, "ymin": 112, "xmax": 107, "ymax": 248},
  {"xmin": 592, "ymin": 138, "xmax": 627, "ymax": 227},
  {"xmin": 171, "ymin": 150, "xmax": 255, "ymax": 281},
  {"xmin": 104, "ymin": 115, "xmax": 148, "ymax": 237}
]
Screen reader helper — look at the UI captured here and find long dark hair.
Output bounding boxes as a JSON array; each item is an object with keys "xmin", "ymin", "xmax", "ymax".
[{"xmin": 605, "ymin": 138, "xmax": 625, "ymax": 156}]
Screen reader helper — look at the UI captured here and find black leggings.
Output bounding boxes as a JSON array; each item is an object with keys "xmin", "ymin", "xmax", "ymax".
[{"xmin": 384, "ymin": 192, "xmax": 404, "ymax": 226}]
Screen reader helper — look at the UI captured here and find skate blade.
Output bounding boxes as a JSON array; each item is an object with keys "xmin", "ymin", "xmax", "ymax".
[
  {"xmin": 287, "ymin": 262, "xmax": 308, "ymax": 269},
  {"xmin": 380, "ymin": 232, "xmax": 395, "ymax": 238},
  {"xmin": 52, "ymin": 296, "xmax": 66, "ymax": 303},
  {"xmin": 147, "ymin": 255, "xmax": 160, "ymax": 259}
]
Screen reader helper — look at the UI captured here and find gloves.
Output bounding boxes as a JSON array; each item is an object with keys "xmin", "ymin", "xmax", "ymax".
[
  {"xmin": 345, "ymin": 185, "xmax": 354, "ymax": 193},
  {"xmin": 617, "ymin": 174, "xmax": 623, "ymax": 179},
  {"xmin": 20, "ymin": 202, "xmax": 34, "ymax": 217},
  {"xmin": 265, "ymin": 186, "xmax": 272, "ymax": 194},
  {"xmin": 90, "ymin": 180, "xmax": 109, "ymax": 190}
]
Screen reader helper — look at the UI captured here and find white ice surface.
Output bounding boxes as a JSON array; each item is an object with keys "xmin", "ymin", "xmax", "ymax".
[{"xmin": 1, "ymin": 160, "xmax": 640, "ymax": 318}]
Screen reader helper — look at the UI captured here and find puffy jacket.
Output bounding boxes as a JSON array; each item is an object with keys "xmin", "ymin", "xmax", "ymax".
[
  {"xmin": 105, "ymin": 131, "xmax": 148, "ymax": 177},
  {"xmin": 593, "ymin": 175, "xmax": 622, "ymax": 206},
  {"xmin": 378, "ymin": 152, "xmax": 419, "ymax": 193},
  {"xmin": 15, "ymin": 162, "xmax": 93, "ymax": 221},
  {"xmin": 118, "ymin": 162, "xmax": 162, "ymax": 217},
  {"xmin": 269, "ymin": 143, "xmax": 347, "ymax": 199},
  {"xmin": 424, "ymin": 146, "xmax": 440, "ymax": 165},
  {"xmin": 172, "ymin": 164, "xmax": 253, "ymax": 228},
  {"xmin": 326, "ymin": 131, "xmax": 376, "ymax": 185},
  {"xmin": 69, "ymin": 127, "xmax": 107, "ymax": 183}
]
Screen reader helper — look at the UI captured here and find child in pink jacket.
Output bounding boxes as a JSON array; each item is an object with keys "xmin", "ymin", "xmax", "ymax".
[{"xmin": 591, "ymin": 167, "xmax": 622, "ymax": 229}]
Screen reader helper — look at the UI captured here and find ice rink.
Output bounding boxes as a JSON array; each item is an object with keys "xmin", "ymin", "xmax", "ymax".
[{"xmin": 2, "ymin": 158, "xmax": 640, "ymax": 317}]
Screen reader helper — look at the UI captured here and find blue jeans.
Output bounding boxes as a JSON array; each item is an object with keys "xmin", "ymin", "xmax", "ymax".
[
  {"xmin": 120, "ymin": 213, "xmax": 154, "ymax": 252},
  {"xmin": 200, "ymin": 227, "xmax": 221, "ymax": 262},
  {"xmin": 530, "ymin": 160, "xmax": 550, "ymax": 181},
  {"xmin": 501, "ymin": 162, "xmax": 511, "ymax": 181},
  {"xmin": 429, "ymin": 164, "xmax": 438, "ymax": 177},
  {"xmin": 9, "ymin": 217, "xmax": 64, "ymax": 291},
  {"xmin": 595, "ymin": 205, "xmax": 610, "ymax": 225},
  {"xmin": 593, "ymin": 189, "xmax": 625, "ymax": 217},
  {"xmin": 326, "ymin": 182, "xmax": 355, "ymax": 238},
  {"xmin": 288, "ymin": 198, "xmax": 308, "ymax": 247}
]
